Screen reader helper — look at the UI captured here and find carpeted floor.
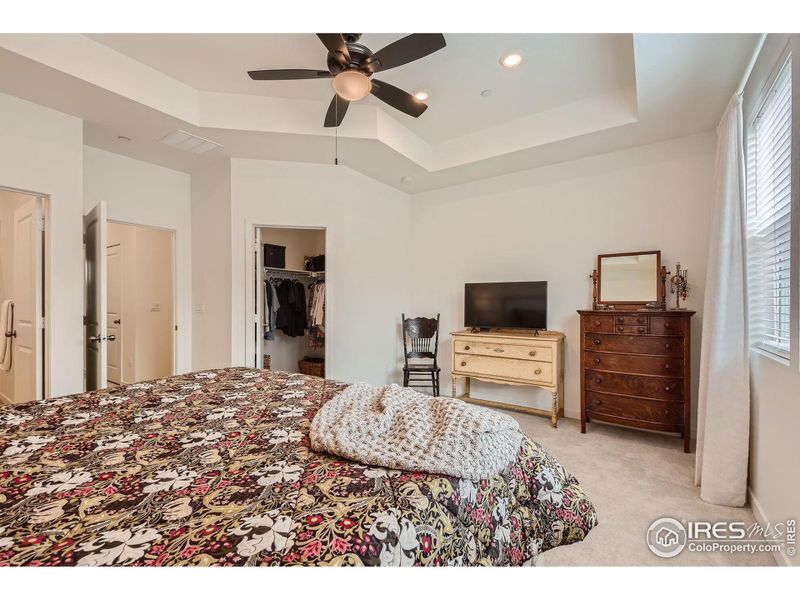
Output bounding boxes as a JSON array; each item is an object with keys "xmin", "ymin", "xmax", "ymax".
[{"xmin": 503, "ymin": 411, "xmax": 776, "ymax": 566}]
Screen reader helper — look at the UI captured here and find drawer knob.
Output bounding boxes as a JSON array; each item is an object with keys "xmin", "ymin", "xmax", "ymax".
[
  {"xmin": 664, "ymin": 409, "xmax": 671, "ymax": 415},
  {"xmin": 461, "ymin": 361, "xmax": 467, "ymax": 367},
  {"xmin": 665, "ymin": 386, "xmax": 671, "ymax": 392},
  {"xmin": 664, "ymin": 322, "xmax": 672, "ymax": 329},
  {"xmin": 594, "ymin": 399, "xmax": 602, "ymax": 406},
  {"xmin": 664, "ymin": 343, "xmax": 671, "ymax": 350},
  {"xmin": 494, "ymin": 348, "xmax": 504, "ymax": 353},
  {"xmin": 638, "ymin": 327, "xmax": 644, "ymax": 333},
  {"xmin": 594, "ymin": 339, "xmax": 601, "ymax": 345},
  {"xmin": 664, "ymin": 363, "xmax": 671, "ymax": 370},
  {"xmin": 529, "ymin": 350, "xmax": 537, "ymax": 356},
  {"xmin": 637, "ymin": 317, "xmax": 645, "ymax": 323},
  {"xmin": 595, "ymin": 377, "xmax": 602, "ymax": 384},
  {"xmin": 617, "ymin": 326, "xmax": 624, "ymax": 332},
  {"xmin": 594, "ymin": 358, "xmax": 600, "ymax": 364},
  {"xmin": 594, "ymin": 320, "xmax": 601, "ymax": 326},
  {"xmin": 464, "ymin": 345, "xmax": 470, "ymax": 350},
  {"xmin": 535, "ymin": 368, "xmax": 542, "ymax": 375},
  {"xmin": 616, "ymin": 317, "xmax": 623, "ymax": 323}
]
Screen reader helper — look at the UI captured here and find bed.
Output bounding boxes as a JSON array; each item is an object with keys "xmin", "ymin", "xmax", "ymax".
[{"xmin": 0, "ymin": 368, "xmax": 596, "ymax": 566}]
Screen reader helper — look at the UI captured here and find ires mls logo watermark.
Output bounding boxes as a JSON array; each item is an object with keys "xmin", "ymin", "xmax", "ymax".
[{"xmin": 647, "ymin": 517, "xmax": 797, "ymax": 558}]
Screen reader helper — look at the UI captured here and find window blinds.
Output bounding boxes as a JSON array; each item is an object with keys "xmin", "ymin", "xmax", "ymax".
[{"xmin": 747, "ymin": 57, "xmax": 792, "ymax": 358}]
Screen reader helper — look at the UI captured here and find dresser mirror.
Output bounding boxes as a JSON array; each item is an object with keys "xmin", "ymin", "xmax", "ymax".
[{"xmin": 598, "ymin": 250, "xmax": 661, "ymax": 305}]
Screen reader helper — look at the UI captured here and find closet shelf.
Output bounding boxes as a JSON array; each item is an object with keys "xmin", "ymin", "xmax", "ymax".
[{"xmin": 265, "ymin": 267, "xmax": 325, "ymax": 278}]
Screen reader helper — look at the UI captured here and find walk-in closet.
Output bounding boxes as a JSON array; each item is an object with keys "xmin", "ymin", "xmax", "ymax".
[{"xmin": 256, "ymin": 226, "xmax": 326, "ymax": 377}]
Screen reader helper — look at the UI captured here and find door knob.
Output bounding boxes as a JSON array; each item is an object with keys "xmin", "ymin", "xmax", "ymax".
[
  {"xmin": 4, "ymin": 331, "xmax": 16, "ymax": 339},
  {"xmin": 107, "ymin": 335, "xmax": 116, "ymax": 342},
  {"xmin": 88, "ymin": 335, "xmax": 102, "ymax": 342}
]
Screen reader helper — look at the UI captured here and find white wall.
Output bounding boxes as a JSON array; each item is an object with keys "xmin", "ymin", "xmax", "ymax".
[
  {"xmin": 191, "ymin": 159, "xmax": 232, "ymax": 370},
  {"xmin": 259, "ymin": 226, "xmax": 325, "ymax": 373},
  {"xmin": 0, "ymin": 92, "xmax": 84, "ymax": 398},
  {"xmin": 83, "ymin": 146, "xmax": 192, "ymax": 374},
  {"xmin": 231, "ymin": 159, "xmax": 412, "ymax": 386},
  {"xmin": 410, "ymin": 133, "xmax": 716, "ymax": 424}
]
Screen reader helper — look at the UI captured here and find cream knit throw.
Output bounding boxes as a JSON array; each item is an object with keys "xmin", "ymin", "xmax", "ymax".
[{"xmin": 310, "ymin": 382, "xmax": 523, "ymax": 480}]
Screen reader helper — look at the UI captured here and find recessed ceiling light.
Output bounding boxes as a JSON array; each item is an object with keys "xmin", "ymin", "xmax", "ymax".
[
  {"xmin": 500, "ymin": 52, "xmax": 523, "ymax": 69},
  {"xmin": 400, "ymin": 176, "xmax": 414, "ymax": 184},
  {"xmin": 117, "ymin": 135, "xmax": 131, "ymax": 142},
  {"xmin": 480, "ymin": 89, "xmax": 492, "ymax": 98},
  {"xmin": 413, "ymin": 91, "xmax": 430, "ymax": 102}
]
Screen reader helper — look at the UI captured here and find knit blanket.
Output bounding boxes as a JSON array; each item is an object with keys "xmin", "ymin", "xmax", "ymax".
[{"xmin": 310, "ymin": 383, "xmax": 523, "ymax": 480}]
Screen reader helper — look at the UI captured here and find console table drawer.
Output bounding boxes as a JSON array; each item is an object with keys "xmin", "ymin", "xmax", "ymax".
[
  {"xmin": 585, "ymin": 351, "xmax": 682, "ymax": 376},
  {"xmin": 584, "ymin": 333, "xmax": 683, "ymax": 356},
  {"xmin": 454, "ymin": 340, "xmax": 552, "ymax": 362},
  {"xmin": 585, "ymin": 369, "xmax": 683, "ymax": 401},
  {"xmin": 454, "ymin": 353, "xmax": 553, "ymax": 384},
  {"xmin": 586, "ymin": 392, "xmax": 683, "ymax": 426}
]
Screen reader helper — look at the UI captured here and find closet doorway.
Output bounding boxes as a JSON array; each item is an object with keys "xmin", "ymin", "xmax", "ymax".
[
  {"xmin": 255, "ymin": 226, "xmax": 326, "ymax": 377},
  {"xmin": 0, "ymin": 187, "xmax": 47, "ymax": 405}
]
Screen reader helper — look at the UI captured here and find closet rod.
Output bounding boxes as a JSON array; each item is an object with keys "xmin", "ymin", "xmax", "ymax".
[{"xmin": 264, "ymin": 267, "xmax": 325, "ymax": 278}]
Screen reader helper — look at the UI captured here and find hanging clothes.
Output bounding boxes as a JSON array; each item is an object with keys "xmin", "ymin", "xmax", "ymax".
[
  {"xmin": 308, "ymin": 281, "xmax": 325, "ymax": 349},
  {"xmin": 274, "ymin": 278, "xmax": 307, "ymax": 338},
  {"xmin": 263, "ymin": 279, "xmax": 280, "ymax": 340}
]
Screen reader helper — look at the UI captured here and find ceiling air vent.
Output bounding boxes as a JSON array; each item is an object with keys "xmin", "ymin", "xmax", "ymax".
[{"xmin": 159, "ymin": 129, "xmax": 222, "ymax": 154}]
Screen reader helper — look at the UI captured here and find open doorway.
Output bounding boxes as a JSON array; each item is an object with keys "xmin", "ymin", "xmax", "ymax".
[
  {"xmin": 83, "ymin": 204, "xmax": 176, "ymax": 391},
  {"xmin": 0, "ymin": 187, "xmax": 46, "ymax": 405},
  {"xmin": 255, "ymin": 226, "xmax": 326, "ymax": 377}
]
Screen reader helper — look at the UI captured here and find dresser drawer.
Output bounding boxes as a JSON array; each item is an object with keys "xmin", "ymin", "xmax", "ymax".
[
  {"xmin": 585, "ymin": 369, "xmax": 683, "ymax": 401},
  {"xmin": 454, "ymin": 353, "xmax": 553, "ymax": 384},
  {"xmin": 612, "ymin": 324, "xmax": 649, "ymax": 335},
  {"xmin": 584, "ymin": 333, "xmax": 683, "ymax": 356},
  {"xmin": 454, "ymin": 340, "xmax": 552, "ymax": 362},
  {"xmin": 613, "ymin": 315, "xmax": 650, "ymax": 326},
  {"xmin": 650, "ymin": 316, "xmax": 685, "ymax": 335},
  {"xmin": 585, "ymin": 351, "xmax": 683, "ymax": 376},
  {"xmin": 584, "ymin": 315, "xmax": 614, "ymax": 333},
  {"xmin": 586, "ymin": 392, "xmax": 683, "ymax": 426}
]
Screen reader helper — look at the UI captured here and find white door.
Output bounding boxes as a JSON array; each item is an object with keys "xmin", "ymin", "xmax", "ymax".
[
  {"xmin": 84, "ymin": 202, "xmax": 108, "ymax": 391},
  {"xmin": 106, "ymin": 242, "xmax": 122, "ymax": 385},
  {"xmin": 12, "ymin": 197, "xmax": 43, "ymax": 403}
]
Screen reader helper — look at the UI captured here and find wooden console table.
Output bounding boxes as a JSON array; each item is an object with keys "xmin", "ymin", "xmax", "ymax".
[{"xmin": 450, "ymin": 329, "xmax": 565, "ymax": 427}]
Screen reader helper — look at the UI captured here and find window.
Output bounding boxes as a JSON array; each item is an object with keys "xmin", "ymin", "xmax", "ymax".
[{"xmin": 747, "ymin": 56, "xmax": 792, "ymax": 359}]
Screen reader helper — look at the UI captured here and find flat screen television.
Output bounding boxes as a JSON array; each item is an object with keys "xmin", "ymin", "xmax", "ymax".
[{"xmin": 464, "ymin": 281, "xmax": 547, "ymax": 330}]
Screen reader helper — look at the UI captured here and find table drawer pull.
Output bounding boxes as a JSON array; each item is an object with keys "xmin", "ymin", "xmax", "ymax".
[
  {"xmin": 460, "ymin": 361, "xmax": 467, "ymax": 367},
  {"xmin": 594, "ymin": 338, "xmax": 601, "ymax": 345},
  {"xmin": 535, "ymin": 368, "xmax": 542, "ymax": 375},
  {"xmin": 529, "ymin": 350, "xmax": 537, "ymax": 356},
  {"xmin": 464, "ymin": 345, "xmax": 470, "ymax": 350}
]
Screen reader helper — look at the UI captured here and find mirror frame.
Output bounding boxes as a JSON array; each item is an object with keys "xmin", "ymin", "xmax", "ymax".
[{"xmin": 597, "ymin": 250, "xmax": 661, "ymax": 306}]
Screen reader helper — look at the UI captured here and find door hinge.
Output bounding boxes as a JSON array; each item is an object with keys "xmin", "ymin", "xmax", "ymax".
[
  {"xmin": 174, "ymin": 325, "xmax": 178, "ymax": 332},
  {"xmin": 39, "ymin": 316, "xmax": 46, "ymax": 329}
]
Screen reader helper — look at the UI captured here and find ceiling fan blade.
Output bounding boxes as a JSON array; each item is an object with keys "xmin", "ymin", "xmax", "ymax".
[
  {"xmin": 248, "ymin": 69, "xmax": 332, "ymax": 80},
  {"xmin": 317, "ymin": 33, "xmax": 351, "ymax": 65},
  {"xmin": 324, "ymin": 95, "xmax": 350, "ymax": 128},
  {"xmin": 365, "ymin": 33, "xmax": 446, "ymax": 72},
  {"xmin": 370, "ymin": 79, "xmax": 428, "ymax": 118}
]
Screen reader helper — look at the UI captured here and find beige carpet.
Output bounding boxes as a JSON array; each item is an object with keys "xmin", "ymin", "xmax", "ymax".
[{"xmin": 503, "ymin": 411, "xmax": 776, "ymax": 566}]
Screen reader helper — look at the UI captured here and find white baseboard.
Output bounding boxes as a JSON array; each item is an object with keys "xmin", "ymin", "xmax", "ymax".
[{"xmin": 748, "ymin": 486, "xmax": 792, "ymax": 566}]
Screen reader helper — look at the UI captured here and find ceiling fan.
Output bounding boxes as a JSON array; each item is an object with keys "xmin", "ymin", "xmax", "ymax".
[{"xmin": 248, "ymin": 33, "xmax": 446, "ymax": 128}]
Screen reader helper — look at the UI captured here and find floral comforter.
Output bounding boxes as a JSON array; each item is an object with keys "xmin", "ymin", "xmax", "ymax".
[{"xmin": 0, "ymin": 368, "xmax": 596, "ymax": 566}]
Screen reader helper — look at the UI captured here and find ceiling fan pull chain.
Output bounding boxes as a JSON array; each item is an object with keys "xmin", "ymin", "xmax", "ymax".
[{"xmin": 334, "ymin": 99, "xmax": 339, "ymax": 166}]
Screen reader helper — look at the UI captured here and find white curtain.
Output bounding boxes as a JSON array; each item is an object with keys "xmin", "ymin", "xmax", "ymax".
[{"xmin": 694, "ymin": 94, "xmax": 750, "ymax": 507}]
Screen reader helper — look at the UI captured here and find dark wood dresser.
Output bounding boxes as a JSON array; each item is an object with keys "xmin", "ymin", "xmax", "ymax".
[{"xmin": 577, "ymin": 309, "xmax": 695, "ymax": 452}]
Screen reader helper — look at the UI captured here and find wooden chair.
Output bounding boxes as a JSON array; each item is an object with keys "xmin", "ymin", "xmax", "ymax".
[{"xmin": 402, "ymin": 313, "xmax": 441, "ymax": 396}]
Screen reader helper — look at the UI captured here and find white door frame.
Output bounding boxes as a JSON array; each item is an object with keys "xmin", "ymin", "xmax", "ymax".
[
  {"xmin": 0, "ymin": 185, "xmax": 50, "ymax": 401},
  {"xmin": 107, "ymin": 220, "xmax": 178, "ymax": 376},
  {"xmin": 246, "ymin": 223, "xmax": 328, "ymax": 371}
]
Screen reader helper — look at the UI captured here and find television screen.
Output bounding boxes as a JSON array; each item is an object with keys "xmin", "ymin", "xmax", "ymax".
[{"xmin": 464, "ymin": 281, "xmax": 547, "ymax": 330}]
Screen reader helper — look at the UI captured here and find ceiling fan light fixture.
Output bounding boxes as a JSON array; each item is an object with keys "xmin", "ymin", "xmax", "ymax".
[{"xmin": 332, "ymin": 70, "xmax": 372, "ymax": 102}]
